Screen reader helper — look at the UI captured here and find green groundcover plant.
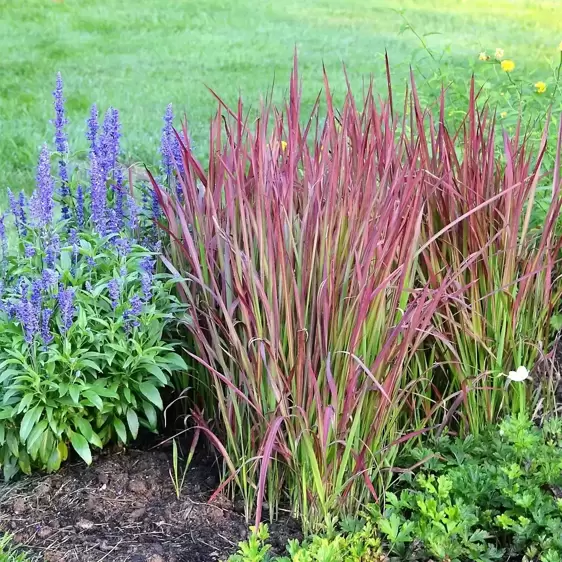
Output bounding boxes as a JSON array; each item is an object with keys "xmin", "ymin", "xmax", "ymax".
[
  {"xmin": 230, "ymin": 415, "xmax": 562, "ymax": 562},
  {"xmin": 0, "ymin": 75, "xmax": 187, "ymax": 479}
]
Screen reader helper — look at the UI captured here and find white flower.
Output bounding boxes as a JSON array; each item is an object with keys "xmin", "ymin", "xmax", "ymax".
[
  {"xmin": 495, "ymin": 48, "xmax": 504, "ymax": 60},
  {"xmin": 507, "ymin": 366, "xmax": 530, "ymax": 382}
]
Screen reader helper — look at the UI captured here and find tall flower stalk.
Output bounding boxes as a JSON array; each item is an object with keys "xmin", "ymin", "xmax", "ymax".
[{"xmin": 52, "ymin": 72, "xmax": 70, "ymax": 220}]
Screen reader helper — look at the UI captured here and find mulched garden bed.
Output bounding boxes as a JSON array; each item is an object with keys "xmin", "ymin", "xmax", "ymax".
[{"xmin": 0, "ymin": 447, "xmax": 299, "ymax": 562}]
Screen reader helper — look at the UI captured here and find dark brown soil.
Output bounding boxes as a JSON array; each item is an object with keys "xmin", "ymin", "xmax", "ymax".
[{"xmin": 0, "ymin": 447, "xmax": 299, "ymax": 562}]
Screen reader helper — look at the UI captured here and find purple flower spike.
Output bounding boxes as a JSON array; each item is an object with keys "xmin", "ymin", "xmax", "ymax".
[
  {"xmin": 45, "ymin": 234, "xmax": 60, "ymax": 270},
  {"xmin": 42, "ymin": 268, "xmax": 59, "ymax": 289},
  {"xmin": 16, "ymin": 288, "xmax": 40, "ymax": 344},
  {"xmin": 107, "ymin": 279, "xmax": 120, "ymax": 309},
  {"xmin": 172, "ymin": 131, "xmax": 186, "ymax": 178},
  {"xmin": 112, "ymin": 168, "xmax": 125, "ymax": 231},
  {"xmin": 52, "ymin": 73, "xmax": 68, "ymax": 159},
  {"xmin": 86, "ymin": 104, "xmax": 99, "ymax": 155},
  {"xmin": 123, "ymin": 294, "xmax": 142, "ymax": 333},
  {"xmin": 151, "ymin": 187, "xmax": 160, "ymax": 220},
  {"xmin": 99, "ymin": 107, "xmax": 120, "ymax": 181},
  {"xmin": 31, "ymin": 279, "xmax": 43, "ymax": 311},
  {"xmin": 115, "ymin": 237, "xmax": 131, "ymax": 258},
  {"xmin": 18, "ymin": 192, "xmax": 28, "ymax": 237},
  {"xmin": 57, "ymin": 286, "xmax": 76, "ymax": 335},
  {"xmin": 41, "ymin": 308, "xmax": 54, "ymax": 345},
  {"xmin": 52, "ymin": 73, "xmax": 70, "ymax": 219},
  {"xmin": 31, "ymin": 145, "xmax": 55, "ymax": 229},
  {"xmin": 24, "ymin": 244, "xmax": 36, "ymax": 258},
  {"xmin": 139, "ymin": 257, "xmax": 155, "ymax": 303},
  {"xmin": 0, "ymin": 214, "xmax": 7, "ymax": 268},
  {"xmin": 76, "ymin": 184, "xmax": 85, "ymax": 228},
  {"xmin": 161, "ymin": 104, "xmax": 174, "ymax": 179},
  {"xmin": 127, "ymin": 195, "xmax": 139, "ymax": 232},
  {"xmin": 89, "ymin": 152, "xmax": 106, "ymax": 234}
]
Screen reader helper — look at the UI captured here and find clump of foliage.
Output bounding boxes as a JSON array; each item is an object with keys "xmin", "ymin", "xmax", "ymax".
[
  {"xmin": 155, "ymin": 56, "xmax": 562, "ymax": 531},
  {"xmin": 372, "ymin": 414, "xmax": 562, "ymax": 561},
  {"xmin": 230, "ymin": 521, "xmax": 385, "ymax": 562},
  {"xmin": 230, "ymin": 416, "xmax": 562, "ymax": 562},
  {"xmin": 0, "ymin": 75, "xmax": 187, "ymax": 479},
  {"xmin": 0, "ymin": 535, "xmax": 31, "ymax": 562}
]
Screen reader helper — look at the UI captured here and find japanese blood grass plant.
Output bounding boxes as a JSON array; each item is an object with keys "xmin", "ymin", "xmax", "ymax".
[
  {"xmin": 415, "ymin": 81, "xmax": 562, "ymax": 434},
  {"xmin": 154, "ymin": 62, "xmax": 464, "ymax": 532}
]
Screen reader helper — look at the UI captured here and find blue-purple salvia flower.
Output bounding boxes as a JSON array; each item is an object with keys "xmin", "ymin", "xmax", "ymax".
[
  {"xmin": 99, "ymin": 107, "xmax": 120, "ymax": 181},
  {"xmin": 16, "ymin": 295, "xmax": 39, "ymax": 344},
  {"xmin": 57, "ymin": 286, "xmax": 76, "ymax": 335},
  {"xmin": 107, "ymin": 279, "xmax": 120, "ymax": 309},
  {"xmin": 86, "ymin": 104, "xmax": 99, "ymax": 155},
  {"xmin": 115, "ymin": 237, "xmax": 131, "ymax": 258},
  {"xmin": 76, "ymin": 184, "xmax": 85, "ymax": 229},
  {"xmin": 31, "ymin": 145, "xmax": 55, "ymax": 229},
  {"xmin": 172, "ymin": 131, "xmax": 186, "ymax": 177},
  {"xmin": 52, "ymin": 73, "xmax": 70, "ymax": 220},
  {"xmin": 41, "ymin": 308, "xmax": 54, "ymax": 345},
  {"xmin": 69, "ymin": 228, "xmax": 79, "ymax": 273},
  {"xmin": 18, "ymin": 191, "xmax": 28, "ymax": 236},
  {"xmin": 42, "ymin": 268, "xmax": 59, "ymax": 290},
  {"xmin": 52, "ymin": 73, "xmax": 68, "ymax": 164},
  {"xmin": 139, "ymin": 257, "xmax": 154, "ymax": 303},
  {"xmin": 31, "ymin": 279, "xmax": 43, "ymax": 310},
  {"xmin": 123, "ymin": 294, "xmax": 142, "ymax": 333},
  {"xmin": 112, "ymin": 167, "xmax": 125, "ymax": 231},
  {"xmin": 106, "ymin": 209, "xmax": 119, "ymax": 236},
  {"xmin": 127, "ymin": 194, "xmax": 139, "ymax": 231},
  {"xmin": 140, "ymin": 272, "xmax": 152, "ymax": 303},
  {"xmin": 0, "ymin": 214, "xmax": 7, "ymax": 270},
  {"xmin": 151, "ymin": 186, "xmax": 160, "ymax": 221},
  {"xmin": 89, "ymin": 153, "xmax": 106, "ymax": 234},
  {"xmin": 45, "ymin": 235, "xmax": 60, "ymax": 270},
  {"xmin": 161, "ymin": 104, "xmax": 174, "ymax": 179},
  {"xmin": 24, "ymin": 244, "xmax": 36, "ymax": 258},
  {"xmin": 8, "ymin": 190, "xmax": 27, "ymax": 236}
]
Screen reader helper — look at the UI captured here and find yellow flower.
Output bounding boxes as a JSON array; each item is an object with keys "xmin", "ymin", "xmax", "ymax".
[
  {"xmin": 495, "ymin": 48, "xmax": 504, "ymax": 60},
  {"xmin": 501, "ymin": 59, "xmax": 515, "ymax": 73},
  {"xmin": 479, "ymin": 51, "xmax": 488, "ymax": 61},
  {"xmin": 280, "ymin": 140, "xmax": 287, "ymax": 151},
  {"xmin": 535, "ymin": 81, "xmax": 547, "ymax": 94},
  {"xmin": 500, "ymin": 111, "xmax": 507, "ymax": 118}
]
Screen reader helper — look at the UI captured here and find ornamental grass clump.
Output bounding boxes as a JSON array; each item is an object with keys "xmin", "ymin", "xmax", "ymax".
[
  {"xmin": 417, "ymin": 83, "xmax": 562, "ymax": 433},
  {"xmin": 156, "ymin": 59, "xmax": 562, "ymax": 532},
  {"xmin": 155, "ymin": 61, "xmax": 465, "ymax": 531},
  {"xmin": 0, "ymin": 75, "xmax": 187, "ymax": 480}
]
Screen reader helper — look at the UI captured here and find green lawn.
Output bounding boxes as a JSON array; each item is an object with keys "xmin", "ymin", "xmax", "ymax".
[{"xmin": 1, "ymin": 0, "xmax": 562, "ymax": 193}]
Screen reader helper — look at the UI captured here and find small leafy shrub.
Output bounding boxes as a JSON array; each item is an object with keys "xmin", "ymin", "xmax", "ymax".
[
  {"xmin": 0, "ymin": 75, "xmax": 186, "ymax": 479},
  {"xmin": 373, "ymin": 415, "xmax": 562, "ymax": 561},
  {"xmin": 229, "ymin": 522, "xmax": 385, "ymax": 562}
]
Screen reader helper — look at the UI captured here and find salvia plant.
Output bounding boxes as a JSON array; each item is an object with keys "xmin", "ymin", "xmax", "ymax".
[
  {"xmin": 0, "ymin": 74, "xmax": 188, "ymax": 479},
  {"xmin": 154, "ymin": 57, "xmax": 562, "ymax": 532}
]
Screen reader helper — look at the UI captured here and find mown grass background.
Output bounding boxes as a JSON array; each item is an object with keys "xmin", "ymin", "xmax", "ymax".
[{"xmin": 1, "ymin": 0, "xmax": 562, "ymax": 195}]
